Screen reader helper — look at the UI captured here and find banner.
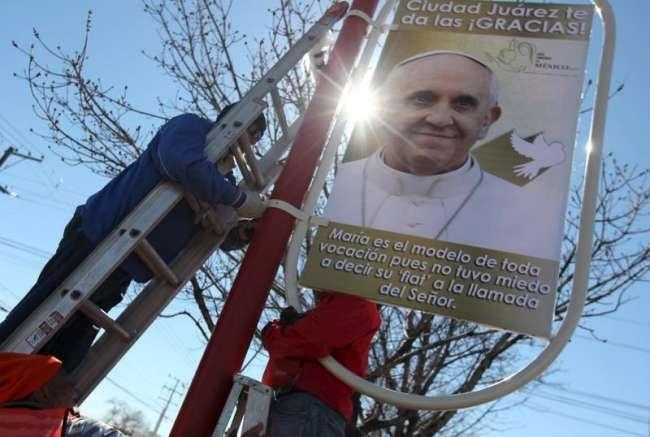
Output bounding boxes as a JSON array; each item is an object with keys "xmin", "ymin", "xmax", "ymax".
[{"xmin": 301, "ymin": 0, "xmax": 594, "ymax": 338}]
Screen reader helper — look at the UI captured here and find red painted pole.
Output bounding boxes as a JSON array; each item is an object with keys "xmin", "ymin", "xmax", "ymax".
[{"xmin": 171, "ymin": 1, "xmax": 379, "ymax": 435}]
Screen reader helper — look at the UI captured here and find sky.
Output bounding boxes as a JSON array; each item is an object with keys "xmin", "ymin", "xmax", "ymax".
[{"xmin": 0, "ymin": 1, "xmax": 648, "ymax": 436}]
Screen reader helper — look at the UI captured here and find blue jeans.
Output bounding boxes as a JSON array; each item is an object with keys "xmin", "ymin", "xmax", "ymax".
[
  {"xmin": 268, "ymin": 392, "xmax": 346, "ymax": 437},
  {"xmin": 0, "ymin": 208, "xmax": 131, "ymax": 372}
]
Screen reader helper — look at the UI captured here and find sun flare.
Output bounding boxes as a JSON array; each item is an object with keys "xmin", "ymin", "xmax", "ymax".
[{"xmin": 342, "ymin": 85, "xmax": 379, "ymax": 124}]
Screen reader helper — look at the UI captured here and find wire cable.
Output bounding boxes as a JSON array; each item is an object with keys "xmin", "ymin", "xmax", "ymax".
[
  {"xmin": 104, "ymin": 376, "xmax": 163, "ymax": 416},
  {"xmin": 524, "ymin": 403, "xmax": 646, "ymax": 437},
  {"xmin": 0, "ymin": 235, "xmax": 52, "ymax": 259},
  {"xmin": 540, "ymin": 385, "xmax": 650, "ymax": 412},
  {"xmin": 524, "ymin": 389, "xmax": 648, "ymax": 424},
  {"xmin": 575, "ymin": 333, "xmax": 650, "ymax": 354}
]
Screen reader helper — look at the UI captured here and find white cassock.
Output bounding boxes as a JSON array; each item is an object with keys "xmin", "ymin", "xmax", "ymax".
[{"xmin": 324, "ymin": 150, "xmax": 564, "ymax": 261}]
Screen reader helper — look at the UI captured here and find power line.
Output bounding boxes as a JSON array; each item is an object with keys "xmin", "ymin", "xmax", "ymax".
[
  {"xmin": 575, "ymin": 333, "xmax": 650, "ymax": 355},
  {"xmin": 0, "ymin": 280, "xmax": 19, "ymax": 300},
  {"xmin": 525, "ymin": 403, "xmax": 647, "ymax": 437},
  {"xmin": 104, "ymin": 376, "xmax": 163, "ymax": 416},
  {"xmin": 8, "ymin": 191, "xmax": 76, "ymax": 214},
  {"xmin": 541, "ymin": 385, "xmax": 650, "ymax": 412},
  {"xmin": 0, "ymin": 235, "xmax": 52, "ymax": 259},
  {"xmin": 3, "ymin": 169, "xmax": 89, "ymax": 199},
  {"xmin": 8, "ymin": 184, "xmax": 79, "ymax": 209},
  {"xmin": 525, "ymin": 389, "xmax": 648, "ymax": 424},
  {"xmin": 0, "ymin": 125, "xmax": 29, "ymax": 154},
  {"xmin": 0, "ymin": 248, "xmax": 45, "ymax": 270},
  {"xmin": 605, "ymin": 315, "xmax": 650, "ymax": 328}
]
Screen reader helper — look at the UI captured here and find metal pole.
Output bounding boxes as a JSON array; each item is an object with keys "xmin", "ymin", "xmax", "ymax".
[{"xmin": 170, "ymin": 2, "xmax": 379, "ymax": 435}]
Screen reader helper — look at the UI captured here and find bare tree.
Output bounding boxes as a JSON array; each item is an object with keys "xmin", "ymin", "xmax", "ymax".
[
  {"xmin": 12, "ymin": 1, "xmax": 649, "ymax": 436},
  {"xmin": 103, "ymin": 399, "xmax": 153, "ymax": 436}
]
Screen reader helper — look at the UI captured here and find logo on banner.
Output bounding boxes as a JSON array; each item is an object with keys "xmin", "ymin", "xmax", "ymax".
[{"xmin": 486, "ymin": 38, "xmax": 581, "ymax": 75}]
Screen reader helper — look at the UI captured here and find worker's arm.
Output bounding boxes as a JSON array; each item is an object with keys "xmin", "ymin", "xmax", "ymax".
[
  {"xmin": 152, "ymin": 113, "xmax": 245, "ymax": 207},
  {"xmin": 262, "ymin": 294, "xmax": 380, "ymax": 360}
]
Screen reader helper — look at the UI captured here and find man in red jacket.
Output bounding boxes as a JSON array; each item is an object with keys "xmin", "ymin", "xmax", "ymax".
[{"xmin": 261, "ymin": 292, "xmax": 380, "ymax": 436}]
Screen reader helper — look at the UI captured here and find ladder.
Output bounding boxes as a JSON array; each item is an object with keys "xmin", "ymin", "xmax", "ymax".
[
  {"xmin": 0, "ymin": 4, "xmax": 346, "ymax": 403},
  {"xmin": 213, "ymin": 375, "xmax": 273, "ymax": 437}
]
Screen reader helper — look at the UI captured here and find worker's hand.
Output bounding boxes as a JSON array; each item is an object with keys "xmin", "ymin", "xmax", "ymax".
[
  {"xmin": 279, "ymin": 306, "xmax": 304, "ymax": 326},
  {"xmin": 236, "ymin": 219, "xmax": 257, "ymax": 242},
  {"xmin": 260, "ymin": 320, "xmax": 278, "ymax": 347},
  {"xmin": 235, "ymin": 190, "xmax": 267, "ymax": 218}
]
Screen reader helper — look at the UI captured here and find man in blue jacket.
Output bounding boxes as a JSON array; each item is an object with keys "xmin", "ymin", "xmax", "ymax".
[{"xmin": 0, "ymin": 105, "xmax": 267, "ymax": 376}]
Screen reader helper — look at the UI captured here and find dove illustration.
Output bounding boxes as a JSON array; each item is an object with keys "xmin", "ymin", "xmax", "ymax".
[{"xmin": 510, "ymin": 131, "xmax": 567, "ymax": 180}]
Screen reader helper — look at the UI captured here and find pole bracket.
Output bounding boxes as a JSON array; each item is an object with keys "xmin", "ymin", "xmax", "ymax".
[
  {"xmin": 266, "ymin": 199, "xmax": 329, "ymax": 227},
  {"xmin": 345, "ymin": 9, "xmax": 398, "ymax": 32}
]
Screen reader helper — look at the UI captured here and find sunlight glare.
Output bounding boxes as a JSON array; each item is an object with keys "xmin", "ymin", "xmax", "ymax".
[{"xmin": 342, "ymin": 85, "xmax": 379, "ymax": 123}]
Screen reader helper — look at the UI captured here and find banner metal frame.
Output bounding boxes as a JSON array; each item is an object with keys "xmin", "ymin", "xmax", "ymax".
[{"xmin": 284, "ymin": 0, "xmax": 616, "ymax": 411}]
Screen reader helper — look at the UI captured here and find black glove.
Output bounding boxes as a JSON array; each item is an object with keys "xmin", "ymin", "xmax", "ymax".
[
  {"xmin": 260, "ymin": 321, "xmax": 274, "ymax": 341},
  {"xmin": 220, "ymin": 220, "xmax": 256, "ymax": 252},
  {"xmin": 279, "ymin": 306, "xmax": 304, "ymax": 326},
  {"xmin": 237, "ymin": 220, "xmax": 256, "ymax": 241},
  {"xmin": 224, "ymin": 171, "xmax": 236, "ymax": 185}
]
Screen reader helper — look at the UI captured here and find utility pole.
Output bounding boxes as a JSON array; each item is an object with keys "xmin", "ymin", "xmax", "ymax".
[
  {"xmin": 152, "ymin": 376, "xmax": 184, "ymax": 436},
  {"xmin": 0, "ymin": 146, "xmax": 44, "ymax": 196}
]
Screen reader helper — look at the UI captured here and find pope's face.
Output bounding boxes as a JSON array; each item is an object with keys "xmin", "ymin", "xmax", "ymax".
[{"xmin": 378, "ymin": 54, "xmax": 501, "ymax": 175}]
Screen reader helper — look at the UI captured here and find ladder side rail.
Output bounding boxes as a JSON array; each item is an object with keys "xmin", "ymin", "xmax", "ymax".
[
  {"xmin": 71, "ymin": 215, "xmax": 234, "ymax": 401},
  {"xmin": 223, "ymin": 391, "xmax": 247, "ymax": 437},
  {"xmin": 203, "ymin": 11, "xmax": 343, "ymax": 162},
  {"xmin": 240, "ymin": 382, "xmax": 273, "ymax": 436},
  {"xmin": 270, "ymin": 88, "xmax": 290, "ymax": 137},
  {"xmin": 213, "ymin": 375, "xmax": 273, "ymax": 437},
  {"xmin": 212, "ymin": 377, "xmax": 247, "ymax": 437},
  {"xmin": 255, "ymin": 118, "xmax": 302, "ymax": 192}
]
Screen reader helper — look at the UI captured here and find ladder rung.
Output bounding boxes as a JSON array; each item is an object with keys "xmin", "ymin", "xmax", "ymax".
[
  {"xmin": 271, "ymin": 88, "xmax": 289, "ymax": 137},
  {"xmin": 232, "ymin": 147, "xmax": 257, "ymax": 189},
  {"xmin": 184, "ymin": 193, "xmax": 226, "ymax": 235},
  {"xmin": 239, "ymin": 141, "xmax": 265, "ymax": 190},
  {"xmin": 134, "ymin": 240, "xmax": 180, "ymax": 286},
  {"xmin": 223, "ymin": 390, "xmax": 247, "ymax": 437},
  {"xmin": 78, "ymin": 301, "xmax": 131, "ymax": 340}
]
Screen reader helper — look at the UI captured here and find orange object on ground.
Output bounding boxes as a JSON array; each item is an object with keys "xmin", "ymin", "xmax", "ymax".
[
  {"xmin": 0, "ymin": 352, "xmax": 62, "ymax": 404},
  {"xmin": 0, "ymin": 407, "xmax": 67, "ymax": 437}
]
